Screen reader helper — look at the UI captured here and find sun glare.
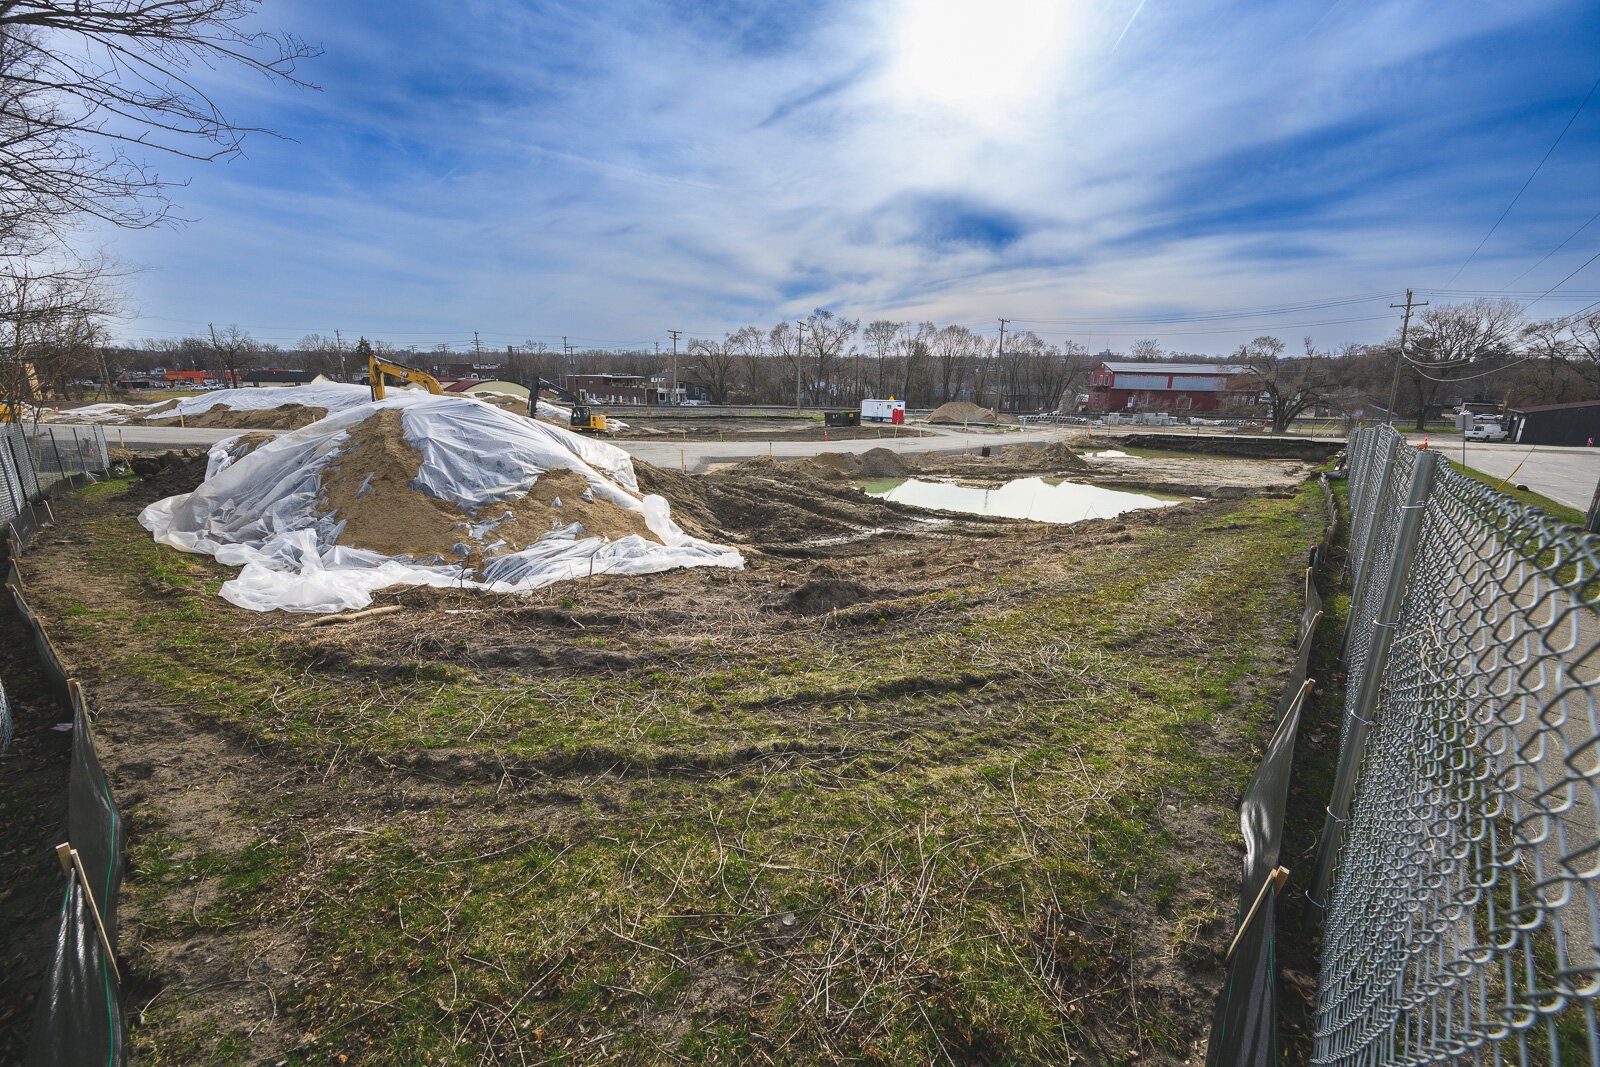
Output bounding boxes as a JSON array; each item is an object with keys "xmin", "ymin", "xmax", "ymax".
[{"xmin": 889, "ymin": 0, "xmax": 1072, "ymax": 117}]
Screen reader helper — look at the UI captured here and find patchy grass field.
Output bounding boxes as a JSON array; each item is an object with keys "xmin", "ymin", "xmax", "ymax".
[{"xmin": 11, "ymin": 455, "xmax": 1324, "ymax": 1065}]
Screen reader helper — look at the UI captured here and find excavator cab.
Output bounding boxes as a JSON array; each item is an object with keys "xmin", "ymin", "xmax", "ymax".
[{"xmin": 569, "ymin": 404, "xmax": 608, "ymax": 434}]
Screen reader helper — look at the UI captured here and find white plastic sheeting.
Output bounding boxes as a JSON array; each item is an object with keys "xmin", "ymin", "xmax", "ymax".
[
  {"xmin": 140, "ymin": 395, "xmax": 742, "ymax": 613},
  {"xmin": 160, "ymin": 382, "xmax": 373, "ymax": 420},
  {"xmin": 54, "ymin": 383, "xmax": 375, "ymax": 424}
]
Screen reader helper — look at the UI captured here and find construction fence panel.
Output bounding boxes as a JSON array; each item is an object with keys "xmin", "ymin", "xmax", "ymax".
[
  {"xmin": 25, "ymin": 424, "xmax": 110, "ymax": 489},
  {"xmin": 1313, "ymin": 424, "xmax": 1600, "ymax": 1065},
  {"xmin": 1, "ymin": 423, "xmax": 41, "ymax": 528}
]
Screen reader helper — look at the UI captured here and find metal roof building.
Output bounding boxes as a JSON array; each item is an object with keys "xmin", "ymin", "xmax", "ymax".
[{"xmin": 1510, "ymin": 400, "xmax": 1600, "ymax": 447}]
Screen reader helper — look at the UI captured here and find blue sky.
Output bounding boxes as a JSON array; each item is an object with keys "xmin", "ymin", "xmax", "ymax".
[{"xmin": 94, "ymin": 0, "xmax": 1600, "ymax": 354}]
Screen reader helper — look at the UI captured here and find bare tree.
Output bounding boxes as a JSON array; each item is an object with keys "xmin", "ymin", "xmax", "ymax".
[
  {"xmin": 862, "ymin": 319, "xmax": 904, "ymax": 400},
  {"xmin": 1128, "ymin": 338, "xmax": 1163, "ymax": 362},
  {"xmin": 802, "ymin": 308, "xmax": 859, "ymax": 403},
  {"xmin": 206, "ymin": 322, "xmax": 257, "ymax": 386},
  {"xmin": 686, "ymin": 335, "xmax": 739, "ymax": 405},
  {"xmin": 1239, "ymin": 335, "xmax": 1332, "ymax": 433},
  {"xmin": 1398, "ymin": 298, "xmax": 1523, "ymax": 429},
  {"xmin": 0, "ymin": 1, "xmax": 319, "ymax": 244},
  {"xmin": 0, "ymin": 255, "xmax": 120, "ymax": 408}
]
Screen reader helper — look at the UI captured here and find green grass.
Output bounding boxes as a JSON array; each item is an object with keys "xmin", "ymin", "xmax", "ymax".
[{"xmin": 28, "ymin": 482, "xmax": 1328, "ymax": 1064}]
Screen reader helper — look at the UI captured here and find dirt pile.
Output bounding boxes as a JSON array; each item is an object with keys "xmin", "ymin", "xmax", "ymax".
[
  {"xmin": 318, "ymin": 408, "xmax": 658, "ymax": 562},
  {"xmin": 782, "ymin": 578, "xmax": 873, "ymax": 614},
  {"xmin": 859, "ymin": 447, "xmax": 908, "ymax": 478},
  {"xmin": 1002, "ymin": 441, "xmax": 1090, "ymax": 472},
  {"xmin": 635, "ymin": 457, "xmax": 916, "ymax": 546},
  {"xmin": 926, "ymin": 401, "xmax": 1020, "ymax": 425},
  {"xmin": 124, "ymin": 450, "xmax": 209, "ymax": 504},
  {"xmin": 144, "ymin": 404, "xmax": 327, "ymax": 431}
]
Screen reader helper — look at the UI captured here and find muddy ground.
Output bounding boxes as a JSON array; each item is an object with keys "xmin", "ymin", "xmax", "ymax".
[{"xmin": 4, "ymin": 446, "xmax": 1324, "ymax": 1065}]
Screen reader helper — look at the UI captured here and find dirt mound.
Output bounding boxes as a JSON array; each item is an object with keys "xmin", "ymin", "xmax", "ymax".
[
  {"xmin": 1003, "ymin": 441, "xmax": 1090, "ymax": 472},
  {"xmin": 146, "ymin": 404, "xmax": 327, "ymax": 431},
  {"xmin": 858, "ymin": 447, "xmax": 908, "ymax": 478},
  {"xmin": 632, "ymin": 460, "xmax": 723, "ymax": 540},
  {"xmin": 639, "ymin": 457, "xmax": 914, "ymax": 546},
  {"xmin": 318, "ymin": 408, "xmax": 658, "ymax": 563},
  {"xmin": 803, "ymin": 452, "xmax": 863, "ymax": 478},
  {"xmin": 124, "ymin": 450, "xmax": 209, "ymax": 504},
  {"xmin": 926, "ymin": 401, "xmax": 1020, "ymax": 426},
  {"xmin": 782, "ymin": 578, "xmax": 873, "ymax": 614}
]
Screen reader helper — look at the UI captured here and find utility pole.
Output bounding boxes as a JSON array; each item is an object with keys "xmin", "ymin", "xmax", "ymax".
[
  {"xmin": 795, "ymin": 322, "xmax": 807, "ymax": 411},
  {"xmin": 335, "ymin": 328, "xmax": 346, "ymax": 382},
  {"xmin": 472, "ymin": 331, "xmax": 483, "ymax": 360},
  {"xmin": 1385, "ymin": 290, "xmax": 1428, "ymax": 427},
  {"xmin": 667, "ymin": 329, "xmax": 682, "ymax": 405},
  {"xmin": 997, "ymin": 318, "xmax": 1009, "ymax": 412}
]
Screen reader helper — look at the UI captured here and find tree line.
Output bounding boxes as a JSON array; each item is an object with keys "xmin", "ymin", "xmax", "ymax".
[{"xmin": 83, "ymin": 297, "xmax": 1600, "ymax": 430}]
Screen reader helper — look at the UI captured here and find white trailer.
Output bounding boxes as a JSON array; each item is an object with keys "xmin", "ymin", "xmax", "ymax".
[{"xmin": 861, "ymin": 398, "xmax": 906, "ymax": 423}]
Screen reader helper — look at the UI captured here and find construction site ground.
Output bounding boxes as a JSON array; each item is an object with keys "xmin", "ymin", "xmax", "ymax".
[{"xmin": 4, "ymin": 446, "xmax": 1325, "ymax": 1065}]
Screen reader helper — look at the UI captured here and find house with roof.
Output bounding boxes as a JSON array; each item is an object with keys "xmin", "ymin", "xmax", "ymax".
[{"xmin": 1085, "ymin": 361, "xmax": 1258, "ymax": 414}]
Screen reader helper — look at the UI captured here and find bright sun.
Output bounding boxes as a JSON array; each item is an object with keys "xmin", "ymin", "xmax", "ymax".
[{"xmin": 889, "ymin": 0, "xmax": 1073, "ymax": 117}]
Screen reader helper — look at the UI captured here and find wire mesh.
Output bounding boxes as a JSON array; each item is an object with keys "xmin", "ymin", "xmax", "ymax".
[
  {"xmin": 1315, "ymin": 424, "xmax": 1600, "ymax": 1065},
  {"xmin": 1, "ymin": 423, "xmax": 41, "ymax": 527}
]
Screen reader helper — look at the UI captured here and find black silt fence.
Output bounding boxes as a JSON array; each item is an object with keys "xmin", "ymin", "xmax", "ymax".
[
  {"xmin": 5, "ymin": 561, "xmax": 128, "ymax": 1066},
  {"xmin": 1205, "ymin": 493, "xmax": 1331, "ymax": 1065}
]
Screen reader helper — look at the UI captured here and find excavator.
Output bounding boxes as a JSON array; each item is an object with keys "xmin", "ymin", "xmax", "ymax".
[
  {"xmin": 567, "ymin": 404, "xmax": 608, "ymax": 434},
  {"xmin": 368, "ymin": 355, "xmax": 443, "ymax": 400},
  {"xmin": 526, "ymin": 380, "xmax": 608, "ymax": 434}
]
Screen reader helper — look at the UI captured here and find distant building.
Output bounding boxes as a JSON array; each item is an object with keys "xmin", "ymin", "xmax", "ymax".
[
  {"xmin": 1510, "ymin": 401, "xmax": 1600, "ymax": 447},
  {"xmin": 241, "ymin": 369, "xmax": 326, "ymax": 387},
  {"xmin": 1085, "ymin": 361, "xmax": 1257, "ymax": 414},
  {"xmin": 563, "ymin": 373, "xmax": 704, "ymax": 405}
]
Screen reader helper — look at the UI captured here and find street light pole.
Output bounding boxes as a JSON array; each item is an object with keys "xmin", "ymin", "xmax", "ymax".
[{"xmin": 795, "ymin": 321, "xmax": 806, "ymax": 412}]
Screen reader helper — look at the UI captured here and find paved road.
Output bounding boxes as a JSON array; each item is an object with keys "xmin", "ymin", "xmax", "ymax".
[
  {"xmin": 1404, "ymin": 435, "xmax": 1600, "ymax": 512},
  {"xmin": 110, "ymin": 422, "xmax": 1080, "ymax": 473}
]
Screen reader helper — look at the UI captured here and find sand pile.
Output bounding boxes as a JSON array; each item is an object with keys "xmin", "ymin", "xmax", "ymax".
[
  {"xmin": 142, "ymin": 395, "xmax": 741, "ymax": 612},
  {"xmin": 1004, "ymin": 441, "xmax": 1090, "ymax": 472},
  {"xmin": 319, "ymin": 409, "xmax": 656, "ymax": 563},
  {"xmin": 926, "ymin": 401, "xmax": 1020, "ymax": 425},
  {"xmin": 859, "ymin": 447, "xmax": 908, "ymax": 478},
  {"xmin": 146, "ymin": 404, "xmax": 328, "ymax": 430}
]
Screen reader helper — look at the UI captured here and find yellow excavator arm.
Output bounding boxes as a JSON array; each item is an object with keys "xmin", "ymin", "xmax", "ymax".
[{"xmin": 368, "ymin": 356, "xmax": 444, "ymax": 400}]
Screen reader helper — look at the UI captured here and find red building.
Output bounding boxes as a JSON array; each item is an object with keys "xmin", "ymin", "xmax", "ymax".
[{"xmin": 1085, "ymin": 361, "xmax": 1258, "ymax": 414}]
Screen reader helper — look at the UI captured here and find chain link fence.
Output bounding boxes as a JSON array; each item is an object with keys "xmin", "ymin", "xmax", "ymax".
[
  {"xmin": 1310, "ymin": 423, "xmax": 1600, "ymax": 1065},
  {"xmin": 0, "ymin": 423, "xmax": 111, "ymax": 529}
]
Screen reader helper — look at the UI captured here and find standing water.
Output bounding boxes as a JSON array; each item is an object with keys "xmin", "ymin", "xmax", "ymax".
[{"xmin": 862, "ymin": 477, "xmax": 1179, "ymax": 524}]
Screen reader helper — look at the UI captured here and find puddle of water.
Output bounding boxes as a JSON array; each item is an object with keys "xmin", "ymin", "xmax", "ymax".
[{"xmin": 862, "ymin": 477, "xmax": 1179, "ymax": 524}]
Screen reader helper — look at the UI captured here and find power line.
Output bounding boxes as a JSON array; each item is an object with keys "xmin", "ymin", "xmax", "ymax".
[
  {"xmin": 1442, "ymin": 73, "xmax": 1600, "ymax": 287},
  {"xmin": 1503, "ymin": 209, "xmax": 1600, "ymax": 288}
]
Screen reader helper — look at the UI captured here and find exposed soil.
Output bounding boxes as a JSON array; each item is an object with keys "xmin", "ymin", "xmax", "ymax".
[
  {"xmin": 5, "ymin": 442, "xmax": 1327, "ymax": 1065},
  {"xmin": 925, "ymin": 400, "xmax": 1020, "ymax": 425},
  {"xmin": 141, "ymin": 404, "xmax": 328, "ymax": 430},
  {"xmin": 612, "ymin": 421, "xmax": 932, "ymax": 441},
  {"xmin": 319, "ymin": 408, "xmax": 659, "ymax": 563}
]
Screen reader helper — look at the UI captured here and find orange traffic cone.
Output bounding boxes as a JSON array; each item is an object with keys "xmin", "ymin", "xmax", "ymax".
[{"xmin": 1421, "ymin": 433, "xmax": 1429, "ymax": 451}]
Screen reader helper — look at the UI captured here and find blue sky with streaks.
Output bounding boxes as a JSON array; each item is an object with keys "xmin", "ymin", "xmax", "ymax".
[{"xmin": 93, "ymin": 0, "xmax": 1600, "ymax": 353}]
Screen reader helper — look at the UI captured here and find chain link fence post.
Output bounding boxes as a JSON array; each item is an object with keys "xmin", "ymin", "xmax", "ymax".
[{"xmin": 1307, "ymin": 448, "xmax": 1439, "ymax": 921}]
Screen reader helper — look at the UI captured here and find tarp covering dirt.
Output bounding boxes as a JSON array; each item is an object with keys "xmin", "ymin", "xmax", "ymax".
[{"xmin": 138, "ymin": 395, "xmax": 742, "ymax": 612}]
